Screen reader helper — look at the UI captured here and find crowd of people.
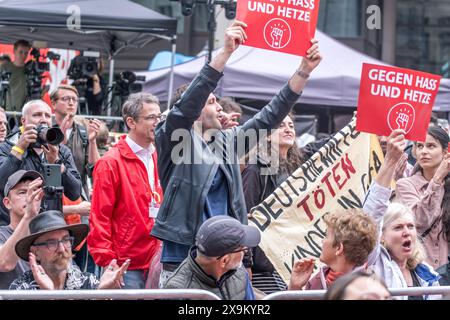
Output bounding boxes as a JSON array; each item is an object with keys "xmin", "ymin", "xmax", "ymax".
[{"xmin": 0, "ymin": 20, "xmax": 449, "ymax": 301}]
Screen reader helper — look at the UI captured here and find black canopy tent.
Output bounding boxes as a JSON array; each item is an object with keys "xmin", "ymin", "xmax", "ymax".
[{"xmin": 0, "ymin": 0, "xmax": 178, "ymax": 112}]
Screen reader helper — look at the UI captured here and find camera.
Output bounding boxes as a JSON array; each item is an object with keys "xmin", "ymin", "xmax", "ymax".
[
  {"xmin": 114, "ymin": 70, "xmax": 145, "ymax": 98},
  {"xmin": 25, "ymin": 48, "xmax": 60, "ymax": 99},
  {"xmin": 31, "ymin": 124, "xmax": 64, "ymax": 148},
  {"xmin": 0, "ymin": 70, "xmax": 11, "ymax": 91},
  {"xmin": 67, "ymin": 51, "xmax": 100, "ymax": 80},
  {"xmin": 0, "ymin": 70, "xmax": 11, "ymax": 83},
  {"xmin": 0, "ymin": 70, "xmax": 11, "ymax": 107}
]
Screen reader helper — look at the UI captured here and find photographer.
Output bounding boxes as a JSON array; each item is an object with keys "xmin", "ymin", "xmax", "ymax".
[
  {"xmin": 86, "ymin": 61, "xmax": 106, "ymax": 116},
  {"xmin": 50, "ymin": 85, "xmax": 101, "ymax": 198},
  {"xmin": 0, "ymin": 100, "xmax": 82, "ymax": 226},
  {"xmin": 68, "ymin": 54, "xmax": 106, "ymax": 116},
  {"xmin": 0, "ymin": 40, "xmax": 31, "ymax": 113}
]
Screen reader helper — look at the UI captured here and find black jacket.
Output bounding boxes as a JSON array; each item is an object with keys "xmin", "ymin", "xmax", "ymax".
[
  {"xmin": 151, "ymin": 63, "xmax": 300, "ymax": 245},
  {"xmin": 0, "ymin": 127, "xmax": 82, "ymax": 225}
]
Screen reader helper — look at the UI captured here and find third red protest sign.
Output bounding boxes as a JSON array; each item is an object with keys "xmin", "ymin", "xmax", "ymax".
[
  {"xmin": 356, "ymin": 63, "xmax": 441, "ymax": 142},
  {"xmin": 236, "ymin": 0, "xmax": 320, "ymax": 57}
]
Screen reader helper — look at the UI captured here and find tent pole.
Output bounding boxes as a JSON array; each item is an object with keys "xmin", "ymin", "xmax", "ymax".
[
  {"xmin": 107, "ymin": 57, "xmax": 115, "ymax": 117},
  {"xmin": 167, "ymin": 35, "xmax": 177, "ymax": 110}
]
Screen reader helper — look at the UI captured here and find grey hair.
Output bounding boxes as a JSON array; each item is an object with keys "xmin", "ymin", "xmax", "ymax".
[
  {"xmin": 22, "ymin": 100, "xmax": 51, "ymax": 117},
  {"xmin": 382, "ymin": 202, "xmax": 427, "ymax": 269},
  {"xmin": 122, "ymin": 92, "xmax": 159, "ymax": 129}
]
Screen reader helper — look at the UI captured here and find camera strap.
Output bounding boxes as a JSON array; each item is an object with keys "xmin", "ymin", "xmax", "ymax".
[{"xmin": 77, "ymin": 125, "xmax": 89, "ymax": 149}]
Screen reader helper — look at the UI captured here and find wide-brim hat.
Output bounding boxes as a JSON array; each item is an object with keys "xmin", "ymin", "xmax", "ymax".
[{"xmin": 15, "ymin": 210, "xmax": 89, "ymax": 261}]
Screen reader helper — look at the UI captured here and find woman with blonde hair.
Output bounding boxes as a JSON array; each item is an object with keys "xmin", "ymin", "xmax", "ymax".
[{"xmin": 364, "ymin": 129, "xmax": 441, "ymax": 300}]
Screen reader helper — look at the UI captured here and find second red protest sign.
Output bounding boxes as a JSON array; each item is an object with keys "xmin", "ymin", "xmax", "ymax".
[
  {"xmin": 356, "ymin": 63, "xmax": 441, "ymax": 142},
  {"xmin": 236, "ymin": 0, "xmax": 320, "ymax": 57}
]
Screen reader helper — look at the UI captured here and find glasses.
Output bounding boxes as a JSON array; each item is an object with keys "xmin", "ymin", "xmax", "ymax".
[
  {"xmin": 59, "ymin": 96, "xmax": 79, "ymax": 103},
  {"xmin": 216, "ymin": 247, "xmax": 249, "ymax": 260},
  {"xmin": 144, "ymin": 114, "xmax": 165, "ymax": 122},
  {"xmin": 32, "ymin": 236, "xmax": 74, "ymax": 252}
]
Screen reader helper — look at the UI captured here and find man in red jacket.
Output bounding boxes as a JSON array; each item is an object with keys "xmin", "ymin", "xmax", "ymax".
[{"xmin": 87, "ymin": 92, "xmax": 163, "ymax": 289}]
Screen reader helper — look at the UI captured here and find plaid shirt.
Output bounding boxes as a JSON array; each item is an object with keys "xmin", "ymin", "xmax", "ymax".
[{"xmin": 10, "ymin": 262, "xmax": 99, "ymax": 290}]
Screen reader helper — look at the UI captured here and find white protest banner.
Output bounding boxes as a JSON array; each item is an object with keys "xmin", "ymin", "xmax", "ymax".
[{"xmin": 249, "ymin": 118, "xmax": 383, "ymax": 282}]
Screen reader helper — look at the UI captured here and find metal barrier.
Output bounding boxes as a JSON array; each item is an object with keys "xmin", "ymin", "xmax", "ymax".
[
  {"xmin": 5, "ymin": 111, "xmax": 123, "ymax": 122},
  {"xmin": 1, "ymin": 286, "xmax": 450, "ymax": 300},
  {"xmin": 0, "ymin": 289, "xmax": 221, "ymax": 300},
  {"xmin": 263, "ymin": 286, "xmax": 450, "ymax": 300}
]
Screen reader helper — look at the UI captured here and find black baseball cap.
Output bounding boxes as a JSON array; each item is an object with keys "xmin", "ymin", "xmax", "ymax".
[
  {"xmin": 196, "ymin": 216, "xmax": 261, "ymax": 257},
  {"xmin": 4, "ymin": 170, "xmax": 43, "ymax": 196}
]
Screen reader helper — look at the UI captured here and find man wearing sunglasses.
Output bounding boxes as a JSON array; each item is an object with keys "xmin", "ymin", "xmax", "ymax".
[
  {"xmin": 0, "ymin": 40, "xmax": 31, "ymax": 113},
  {"xmin": 10, "ymin": 210, "xmax": 129, "ymax": 290},
  {"xmin": 163, "ymin": 216, "xmax": 261, "ymax": 300}
]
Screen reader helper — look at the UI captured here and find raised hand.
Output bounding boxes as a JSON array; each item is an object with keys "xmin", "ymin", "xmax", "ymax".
[
  {"xmin": 42, "ymin": 143, "xmax": 60, "ymax": 164},
  {"xmin": 219, "ymin": 112, "xmax": 240, "ymax": 129},
  {"xmin": 384, "ymin": 129, "xmax": 406, "ymax": 164},
  {"xmin": 223, "ymin": 20, "xmax": 248, "ymax": 55},
  {"xmin": 299, "ymin": 38, "xmax": 322, "ymax": 74},
  {"xmin": 98, "ymin": 259, "xmax": 131, "ymax": 289},
  {"xmin": 288, "ymin": 258, "xmax": 315, "ymax": 290},
  {"xmin": 29, "ymin": 252, "xmax": 54, "ymax": 290},
  {"xmin": 24, "ymin": 178, "xmax": 44, "ymax": 219},
  {"xmin": 60, "ymin": 113, "xmax": 75, "ymax": 144},
  {"xmin": 87, "ymin": 119, "xmax": 101, "ymax": 142},
  {"xmin": 16, "ymin": 124, "xmax": 38, "ymax": 151},
  {"xmin": 433, "ymin": 152, "xmax": 450, "ymax": 184}
]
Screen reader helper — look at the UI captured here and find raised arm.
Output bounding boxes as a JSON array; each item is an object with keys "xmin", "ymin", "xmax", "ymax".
[
  {"xmin": 0, "ymin": 179, "xmax": 43, "ymax": 272},
  {"xmin": 363, "ymin": 129, "xmax": 405, "ymax": 264},
  {"xmin": 238, "ymin": 40, "xmax": 322, "ymax": 155},
  {"xmin": 160, "ymin": 21, "xmax": 247, "ymax": 138}
]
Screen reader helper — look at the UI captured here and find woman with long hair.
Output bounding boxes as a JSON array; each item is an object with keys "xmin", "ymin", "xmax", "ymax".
[
  {"xmin": 364, "ymin": 129, "xmax": 441, "ymax": 300},
  {"xmin": 395, "ymin": 125, "xmax": 450, "ymax": 269},
  {"xmin": 242, "ymin": 113, "xmax": 304, "ymax": 294}
]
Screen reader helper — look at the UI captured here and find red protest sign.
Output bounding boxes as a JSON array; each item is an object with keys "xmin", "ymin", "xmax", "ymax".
[
  {"xmin": 236, "ymin": 0, "xmax": 320, "ymax": 57},
  {"xmin": 356, "ymin": 63, "xmax": 442, "ymax": 142}
]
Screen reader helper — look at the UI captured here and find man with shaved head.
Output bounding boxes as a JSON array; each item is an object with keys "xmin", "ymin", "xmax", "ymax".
[{"xmin": 0, "ymin": 99, "xmax": 81, "ymax": 226}]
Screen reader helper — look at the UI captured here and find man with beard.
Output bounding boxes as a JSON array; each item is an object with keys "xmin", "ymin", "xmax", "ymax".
[
  {"xmin": 163, "ymin": 215, "xmax": 261, "ymax": 300},
  {"xmin": 10, "ymin": 210, "xmax": 130, "ymax": 290}
]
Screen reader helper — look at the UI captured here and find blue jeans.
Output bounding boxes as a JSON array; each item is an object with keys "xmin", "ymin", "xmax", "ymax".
[{"xmin": 123, "ymin": 270, "xmax": 147, "ymax": 289}]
